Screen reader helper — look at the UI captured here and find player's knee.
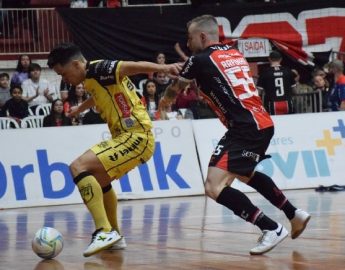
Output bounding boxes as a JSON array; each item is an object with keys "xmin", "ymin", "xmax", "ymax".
[
  {"xmin": 204, "ymin": 179, "xmax": 217, "ymax": 200},
  {"xmin": 70, "ymin": 159, "xmax": 85, "ymax": 179}
]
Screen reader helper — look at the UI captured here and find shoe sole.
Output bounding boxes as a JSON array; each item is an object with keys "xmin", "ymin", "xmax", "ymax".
[
  {"xmin": 83, "ymin": 237, "xmax": 122, "ymax": 257},
  {"xmin": 107, "ymin": 245, "xmax": 126, "ymax": 250},
  {"xmin": 291, "ymin": 215, "xmax": 311, "ymax": 239},
  {"xmin": 107, "ymin": 237, "xmax": 126, "ymax": 250},
  {"xmin": 250, "ymin": 233, "xmax": 288, "ymax": 255}
]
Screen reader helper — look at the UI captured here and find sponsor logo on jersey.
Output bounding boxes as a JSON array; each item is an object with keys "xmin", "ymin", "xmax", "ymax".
[
  {"xmin": 107, "ymin": 137, "xmax": 144, "ymax": 162},
  {"xmin": 100, "ymin": 75, "xmax": 114, "ymax": 81},
  {"xmin": 242, "ymin": 149, "xmax": 260, "ymax": 162},
  {"xmin": 123, "ymin": 118, "xmax": 134, "ymax": 128},
  {"xmin": 107, "ymin": 61, "xmax": 116, "ymax": 74},
  {"xmin": 119, "ymin": 137, "xmax": 143, "ymax": 156},
  {"xmin": 210, "ymin": 44, "xmax": 232, "ymax": 51},
  {"xmin": 181, "ymin": 56, "xmax": 194, "ymax": 75},
  {"xmin": 97, "ymin": 141, "xmax": 110, "ymax": 149},
  {"xmin": 220, "ymin": 58, "xmax": 247, "ymax": 69},
  {"xmin": 114, "ymin": 93, "xmax": 131, "ymax": 117}
]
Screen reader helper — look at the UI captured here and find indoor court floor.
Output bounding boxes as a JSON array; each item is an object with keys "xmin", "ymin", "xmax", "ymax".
[{"xmin": 1, "ymin": 189, "xmax": 345, "ymax": 270}]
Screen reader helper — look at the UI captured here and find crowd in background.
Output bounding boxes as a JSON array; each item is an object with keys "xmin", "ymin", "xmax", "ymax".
[
  {"xmin": 0, "ymin": 44, "xmax": 344, "ymax": 129},
  {"xmin": 0, "ymin": 0, "xmax": 295, "ymax": 9}
]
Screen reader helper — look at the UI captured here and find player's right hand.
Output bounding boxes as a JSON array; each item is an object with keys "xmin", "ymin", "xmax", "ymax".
[{"xmin": 165, "ymin": 63, "xmax": 182, "ymax": 79}]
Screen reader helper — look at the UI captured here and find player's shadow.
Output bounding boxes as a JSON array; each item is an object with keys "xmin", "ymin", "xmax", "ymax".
[
  {"xmin": 34, "ymin": 259, "xmax": 65, "ymax": 270},
  {"xmin": 291, "ymin": 251, "xmax": 309, "ymax": 270},
  {"xmin": 84, "ymin": 250, "xmax": 124, "ymax": 270}
]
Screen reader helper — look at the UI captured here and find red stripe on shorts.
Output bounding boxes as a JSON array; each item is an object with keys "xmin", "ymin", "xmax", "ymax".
[
  {"xmin": 274, "ymin": 101, "xmax": 289, "ymax": 115},
  {"xmin": 215, "ymin": 152, "xmax": 228, "ymax": 171}
]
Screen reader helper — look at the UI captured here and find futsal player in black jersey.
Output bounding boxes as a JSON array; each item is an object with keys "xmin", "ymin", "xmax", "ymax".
[
  {"xmin": 256, "ymin": 51, "xmax": 296, "ymax": 115},
  {"xmin": 164, "ymin": 15, "xmax": 310, "ymax": 255}
]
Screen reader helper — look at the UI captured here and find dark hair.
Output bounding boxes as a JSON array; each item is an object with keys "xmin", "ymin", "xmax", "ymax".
[
  {"xmin": 154, "ymin": 52, "xmax": 166, "ymax": 63},
  {"xmin": 28, "ymin": 63, "xmax": 42, "ymax": 79},
  {"xmin": 29, "ymin": 63, "xmax": 41, "ymax": 72},
  {"xmin": 269, "ymin": 50, "xmax": 282, "ymax": 61},
  {"xmin": 0, "ymin": 72, "xmax": 9, "ymax": 80},
  {"xmin": 47, "ymin": 43, "xmax": 84, "ymax": 68},
  {"xmin": 50, "ymin": 99, "xmax": 64, "ymax": 116},
  {"xmin": 66, "ymin": 83, "xmax": 88, "ymax": 106},
  {"xmin": 44, "ymin": 98, "xmax": 71, "ymax": 127},
  {"xmin": 143, "ymin": 79, "xmax": 159, "ymax": 110},
  {"xmin": 10, "ymin": 85, "xmax": 23, "ymax": 95},
  {"xmin": 15, "ymin": 54, "xmax": 32, "ymax": 72}
]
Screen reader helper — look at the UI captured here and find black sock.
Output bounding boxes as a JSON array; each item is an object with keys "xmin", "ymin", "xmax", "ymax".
[
  {"xmin": 254, "ymin": 212, "xmax": 278, "ymax": 231},
  {"xmin": 216, "ymin": 186, "xmax": 261, "ymax": 223},
  {"xmin": 281, "ymin": 201, "xmax": 297, "ymax": 220},
  {"xmin": 248, "ymin": 171, "xmax": 296, "ymax": 220},
  {"xmin": 216, "ymin": 186, "xmax": 277, "ymax": 231}
]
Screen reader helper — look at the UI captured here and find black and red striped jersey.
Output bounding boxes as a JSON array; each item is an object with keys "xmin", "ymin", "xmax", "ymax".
[
  {"xmin": 180, "ymin": 44, "xmax": 273, "ymax": 130},
  {"xmin": 256, "ymin": 65, "xmax": 296, "ymax": 102}
]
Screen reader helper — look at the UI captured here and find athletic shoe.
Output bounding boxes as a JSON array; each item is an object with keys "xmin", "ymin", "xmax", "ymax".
[
  {"xmin": 290, "ymin": 209, "xmax": 311, "ymax": 239},
  {"xmin": 250, "ymin": 223, "xmax": 288, "ymax": 255},
  {"xmin": 83, "ymin": 228, "xmax": 121, "ymax": 257},
  {"xmin": 107, "ymin": 237, "xmax": 127, "ymax": 250}
]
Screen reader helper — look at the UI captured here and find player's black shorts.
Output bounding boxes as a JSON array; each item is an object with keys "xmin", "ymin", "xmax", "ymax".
[{"xmin": 209, "ymin": 126, "xmax": 274, "ymax": 177}]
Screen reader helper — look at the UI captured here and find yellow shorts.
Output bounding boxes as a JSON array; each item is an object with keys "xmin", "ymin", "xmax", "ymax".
[{"xmin": 90, "ymin": 130, "xmax": 155, "ymax": 179}]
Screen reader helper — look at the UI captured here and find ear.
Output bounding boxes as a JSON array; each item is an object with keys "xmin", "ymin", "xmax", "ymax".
[
  {"xmin": 200, "ymin": 32, "xmax": 207, "ymax": 42},
  {"xmin": 71, "ymin": 60, "xmax": 81, "ymax": 69}
]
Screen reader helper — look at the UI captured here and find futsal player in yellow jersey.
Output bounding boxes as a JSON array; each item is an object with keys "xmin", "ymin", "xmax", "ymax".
[{"xmin": 47, "ymin": 43, "xmax": 181, "ymax": 257}]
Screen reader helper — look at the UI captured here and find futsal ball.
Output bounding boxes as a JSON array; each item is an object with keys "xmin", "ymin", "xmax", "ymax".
[{"xmin": 32, "ymin": 227, "xmax": 64, "ymax": 259}]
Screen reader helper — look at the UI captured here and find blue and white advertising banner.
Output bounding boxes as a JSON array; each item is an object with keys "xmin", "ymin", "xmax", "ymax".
[
  {"xmin": 0, "ymin": 120, "xmax": 204, "ymax": 209},
  {"xmin": 192, "ymin": 112, "xmax": 345, "ymax": 192}
]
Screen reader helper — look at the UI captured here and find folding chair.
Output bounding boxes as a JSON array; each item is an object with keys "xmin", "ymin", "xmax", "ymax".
[
  {"xmin": 0, "ymin": 117, "xmax": 20, "ymax": 129},
  {"xmin": 21, "ymin": 116, "xmax": 45, "ymax": 128},
  {"xmin": 35, "ymin": 103, "xmax": 52, "ymax": 116}
]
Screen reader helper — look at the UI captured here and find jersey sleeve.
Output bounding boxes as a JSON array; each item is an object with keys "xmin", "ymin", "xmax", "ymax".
[
  {"xmin": 86, "ymin": 60, "xmax": 121, "ymax": 86},
  {"xmin": 180, "ymin": 56, "xmax": 199, "ymax": 82}
]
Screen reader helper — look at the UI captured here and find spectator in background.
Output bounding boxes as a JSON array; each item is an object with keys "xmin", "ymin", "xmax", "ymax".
[
  {"xmin": 173, "ymin": 81, "xmax": 199, "ymax": 119},
  {"xmin": 82, "ymin": 106, "xmax": 105, "ymax": 125},
  {"xmin": 64, "ymin": 82, "xmax": 89, "ymax": 124},
  {"xmin": 0, "ymin": 72, "xmax": 11, "ymax": 115},
  {"xmin": 292, "ymin": 69, "xmax": 313, "ymax": 94},
  {"xmin": 141, "ymin": 79, "xmax": 160, "ymax": 120},
  {"xmin": 312, "ymin": 67, "xmax": 328, "ymax": 82},
  {"xmin": 148, "ymin": 51, "xmax": 167, "ymax": 80},
  {"xmin": 43, "ymin": 98, "xmax": 72, "ymax": 127},
  {"xmin": 1, "ymin": 85, "xmax": 29, "ymax": 122},
  {"xmin": 155, "ymin": 52, "xmax": 166, "ymax": 65},
  {"xmin": 291, "ymin": 69, "xmax": 313, "ymax": 113},
  {"xmin": 22, "ymin": 63, "xmax": 55, "ymax": 112},
  {"xmin": 60, "ymin": 79, "xmax": 75, "ymax": 103},
  {"xmin": 157, "ymin": 95, "xmax": 177, "ymax": 120},
  {"xmin": 10, "ymin": 54, "xmax": 31, "ymax": 88},
  {"xmin": 256, "ymin": 51, "xmax": 296, "ymax": 115},
  {"xmin": 328, "ymin": 59, "xmax": 345, "ymax": 111},
  {"xmin": 154, "ymin": 71, "xmax": 171, "ymax": 97},
  {"xmin": 312, "ymin": 74, "xmax": 330, "ymax": 112}
]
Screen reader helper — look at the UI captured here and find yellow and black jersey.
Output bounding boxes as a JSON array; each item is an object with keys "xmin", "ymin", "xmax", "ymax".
[{"xmin": 84, "ymin": 60, "xmax": 152, "ymax": 137}]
